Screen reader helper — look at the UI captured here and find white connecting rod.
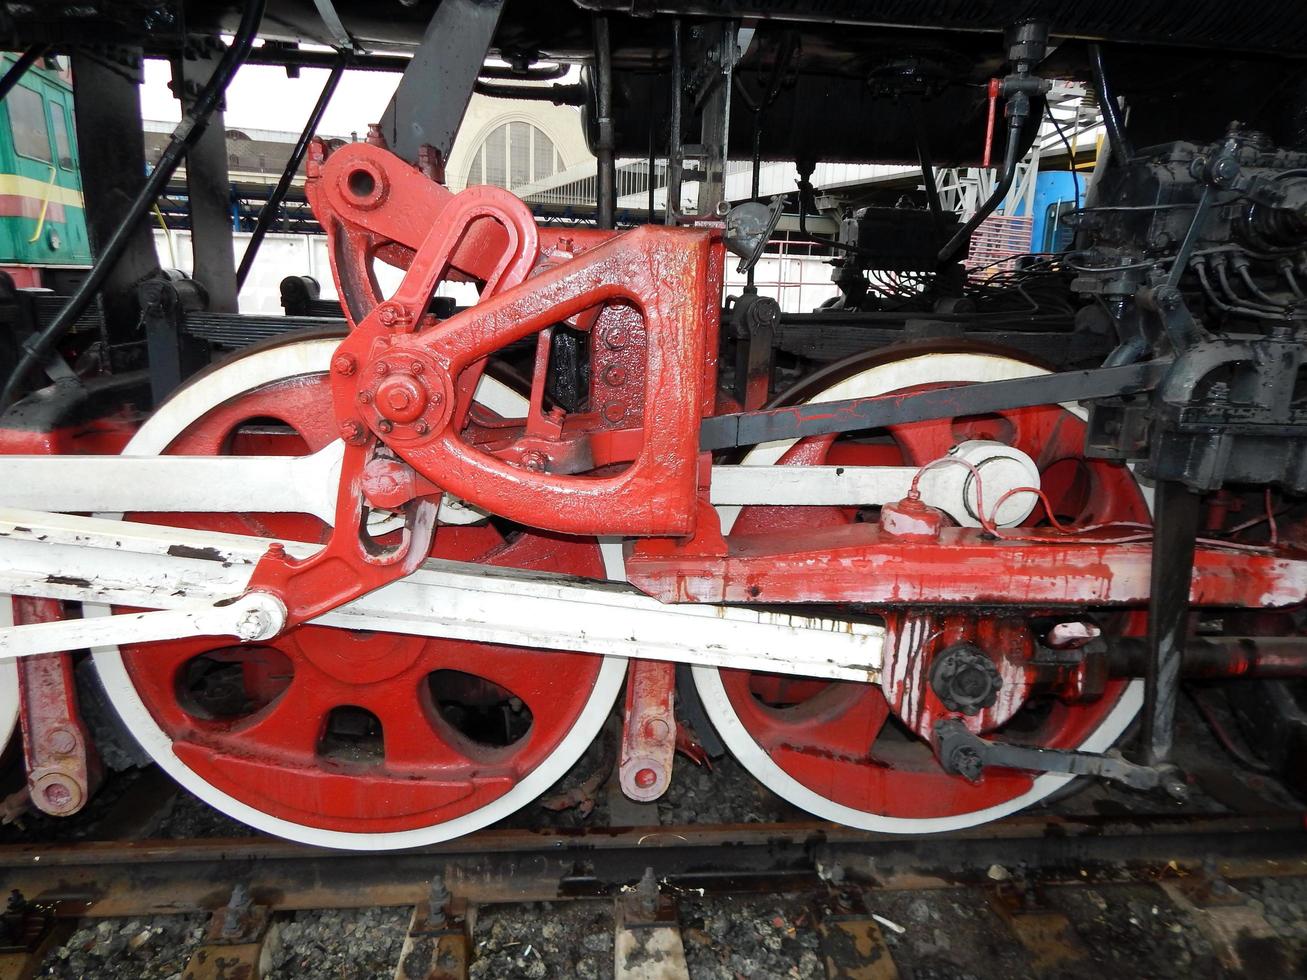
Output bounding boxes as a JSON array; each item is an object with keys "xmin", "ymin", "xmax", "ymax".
[
  {"xmin": 0, "ymin": 440, "xmax": 1039, "ymax": 528},
  {"xmin": 0, "ymin": 508, "xmax": 884, "ymax": 681},
  {"xmin": 0, "ymin": 592, "xmax": 287, "ymax": 659}
]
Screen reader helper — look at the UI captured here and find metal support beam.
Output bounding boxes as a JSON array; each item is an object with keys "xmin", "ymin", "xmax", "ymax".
[
  {"xmin": 377, "ymin": 0, "xmax": 505, "ymax": 167},
  {"xmin": 1141, "ymin": 478, "xmax": 1202, "ymax": 766},
  {"xmin": 67, "ymin": 49, "xmax": 160, "ymax": 343},
  {"xmin": 693, "ymin": 22, "xmax": 737, "ymax": 218},
  {"xmin": 663, "ymin": 19, "xmax": 684, "ymax": 225},
  {"xmin": 173, "ymin": 45, "xmax": 239, "ymax": 313},
  {"xmin": 593, "ymin": 14, "xmax": 616, "ymax": 229}
]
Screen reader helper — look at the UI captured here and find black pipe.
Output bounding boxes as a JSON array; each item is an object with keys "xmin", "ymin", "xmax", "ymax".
[
  {"xmin": 243, "ymin": 47, "xmax": 567, "ymax": 81},
  {"xmin": 0, "ymin": 45, "xmax": 48, "ymax": 103},
  {"xmin": 593, "ymin": 14, "xmax": 616, "ymax": 230},
  {"xmin": 479, "ymin": 63, "xmax": 568, "ymax": 81},
  {"xmin": 1, "ymin": 0, "xmax": 267, "ymax": 410},
  {"xmin": 1109, "ymin": 636, "xmax": 1307, "ymax": 680},
  {"xmin": 937, "ymin": 119, "xmax": 1022, "ymax": 264},
  {"xmin": 473, "ymin": 80, "xmax": 585, "ymax": 106},
  {"xmin": 1088, "ymin": 43, "xmax": 1132, "ymax": 168},
  {"xmin": 236, "ymin": 50, "xmax": 346, "ymax": 290}
]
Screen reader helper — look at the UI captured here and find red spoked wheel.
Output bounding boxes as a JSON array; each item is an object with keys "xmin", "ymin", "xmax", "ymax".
[
  {"xmin": 88, "ymin": 337, "xmax": 625, "ymax": 849},
  {"xmin": 694, "ymin": 349, "xmax": 1151, "ymax": 832}
]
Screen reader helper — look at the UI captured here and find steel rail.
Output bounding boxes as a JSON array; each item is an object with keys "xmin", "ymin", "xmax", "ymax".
[{"xmin": 2, "ymin": 812, "xmax": 1304, "ymax": 917}]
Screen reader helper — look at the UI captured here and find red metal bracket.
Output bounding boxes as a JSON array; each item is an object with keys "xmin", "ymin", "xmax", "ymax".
[
  {"xmin": 619, "ymin": 659, "xmax": 677, "ymax": 802},
  {"xmin": 14, "ymin": 598, "xmax": 101, "ymax": 817}
]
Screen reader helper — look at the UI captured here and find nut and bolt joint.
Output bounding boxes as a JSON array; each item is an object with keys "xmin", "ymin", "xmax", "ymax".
[{"xmin": 340, "ymin": 420, "xmax": 366, "ymax": 444}]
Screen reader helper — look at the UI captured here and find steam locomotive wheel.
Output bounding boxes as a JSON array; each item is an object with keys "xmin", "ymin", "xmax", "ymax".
[
  {"xmin": 694, "ymin": 350, "xmax": 1152, "ymax": 832},
  {"xmin": 87, "ymin": 337, "xmax": 626, "ymax": 849}
]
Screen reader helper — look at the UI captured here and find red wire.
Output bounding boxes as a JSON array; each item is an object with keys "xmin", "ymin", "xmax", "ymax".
[{"xmin": 908, "ymin": 460, "xmax": 1272, "ymax": 553}]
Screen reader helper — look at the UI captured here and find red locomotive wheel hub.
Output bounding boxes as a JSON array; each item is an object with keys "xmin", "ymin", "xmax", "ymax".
[
  {"xmin": 711, "ymin": 350, "xmax": 1150, "ymax": 822},
  {"xmin": 113, "ymin": 359, "xmax": 611, "ymax": 837}
]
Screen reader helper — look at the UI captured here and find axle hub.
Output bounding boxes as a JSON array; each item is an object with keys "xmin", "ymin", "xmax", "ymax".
[{"xmin": 930, "ymin": 643, "xmax": 1003, "ymax": 716}]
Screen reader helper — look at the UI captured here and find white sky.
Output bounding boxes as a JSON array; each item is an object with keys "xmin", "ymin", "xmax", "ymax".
[{"xmin": 141, "ymin": 59, "xmax": 401, "ymax": 140}]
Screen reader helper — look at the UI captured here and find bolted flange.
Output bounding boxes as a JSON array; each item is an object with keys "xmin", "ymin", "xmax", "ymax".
[{"xmin": 355, "ymin": 349, "xmax": 452, "ymax": 443}]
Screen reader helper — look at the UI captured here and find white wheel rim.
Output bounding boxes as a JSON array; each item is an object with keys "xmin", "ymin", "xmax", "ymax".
[
  {"xmin": 88, "ymin": 338, "xmax": 627, "ymax": 850},
  {"xmin": 693, "ymin": 351, "xmax": 1146, "ymax": 834},
  {"xmin": 0, "ymin": 600, "xmax": 17, "ymax": 757}
]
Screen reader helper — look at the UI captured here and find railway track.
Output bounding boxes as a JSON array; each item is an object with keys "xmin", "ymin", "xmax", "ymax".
[{"xmin": 3, "ymin": 804, "xmax": 1306, "ymax": 979}]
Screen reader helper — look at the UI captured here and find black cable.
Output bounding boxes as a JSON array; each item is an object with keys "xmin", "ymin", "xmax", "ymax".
[{"xmin": 1, "ymin": 0, "xmax": 267, "ymax": 409}]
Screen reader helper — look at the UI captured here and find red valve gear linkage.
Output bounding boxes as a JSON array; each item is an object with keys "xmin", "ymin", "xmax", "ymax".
[{"xmin": 244, "ymin": 140, "xmax": 722, "ymax": 628}]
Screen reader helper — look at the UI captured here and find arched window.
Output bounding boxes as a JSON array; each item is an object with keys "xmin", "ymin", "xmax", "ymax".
[{"xmin": 466, "ymin": 121, "xmax": 563, "ymax": 191}]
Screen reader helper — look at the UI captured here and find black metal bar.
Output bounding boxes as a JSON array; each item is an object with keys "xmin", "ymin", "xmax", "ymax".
[
  {"xmin": 664, "ymin": 18, "xmax": 683, "ymax": 226},
  {"xmin": 1088, "ymin": 43, "xmax": 1132, "ymax": 167},
  {"xmin": 174, "ymin": 45, "xmax": 239, "ymax": 313},
  {"xmin": 699, "ymin": 359, "xmax": 1169, "ymax": 451},
  {"xmin": 377, "ymin": 0, "xmax": 505, "ymax": 166},
  {"xmin": 914, "ymin": 110, "xmax": 944, "ymax": 231},
  {"xmin": 747, "ymin": 111, "xmax": 762, "ymax": 288},
  {"xmin": 0, "ymin": 45, "xmax": 47, "ymax": 103},
  {"xmin": 237, "ymin": 52, "xmax": 346, "ymax": 290},
  {"xmin": 66, "ymin": 49, "xmax": 160, "ymax": 351},
  {"xmin": 647, "ymin": 114, "xmax": 657, "ymax": 221},
  {"xmin": 1, "ymin": 1, "xmax": 267, "ymax": 409},
  {"xmin": 242, "ymin": 48, "xmax": 565, "ymax": 79},
  {"xmin": 593, "ymin": 13, "xmax": 616, "ymax": 230},
  {"xmin": 1141, "ymin": 479, "xmax": 1202, "ymax": 767}
]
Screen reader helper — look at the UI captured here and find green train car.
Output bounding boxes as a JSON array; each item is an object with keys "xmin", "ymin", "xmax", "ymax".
[{"xmin": 0, "ymin": 52, "xmax": 90, "ymax": 287}]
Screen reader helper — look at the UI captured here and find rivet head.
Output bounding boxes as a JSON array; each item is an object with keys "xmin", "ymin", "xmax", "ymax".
[
  {"xmin": 47, "ymin": 728, "xmax": 77, "ymax": 755},
  {"xmin": 375, "ymin": 375, "xmax": 427, "ymax": 423}
]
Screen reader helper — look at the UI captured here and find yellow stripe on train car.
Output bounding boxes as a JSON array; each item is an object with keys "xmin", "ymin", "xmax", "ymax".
[{"xmin": 0, "ymin": 172, "xmax": 83, "ymax": 208}]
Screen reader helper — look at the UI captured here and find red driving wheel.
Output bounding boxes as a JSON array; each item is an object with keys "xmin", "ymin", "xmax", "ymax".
[
  {"xmin": 695, "ymin": 349, "xmax": 1150, "ymax": 830},
  {"xmin": 93, "ymin": 338, "xmax": 625, "ymax": 847}
]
